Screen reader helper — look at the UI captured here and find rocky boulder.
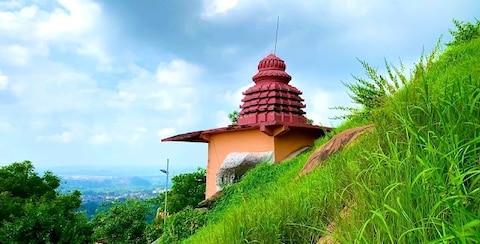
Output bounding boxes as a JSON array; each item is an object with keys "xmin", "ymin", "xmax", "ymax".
[
  {"xmin": 299, "ymin": 124, "xmax": 374, "ymax": 177},
  {"xmin": 216, "ymin": 151, "xmax": 274, "ymax": 191}
]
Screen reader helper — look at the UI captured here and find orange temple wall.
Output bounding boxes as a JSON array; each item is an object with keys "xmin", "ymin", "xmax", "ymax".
[
  {"xmin": 206, "ymin": 129, "xmax": 274, "ymax": 198},
  {"xmin": 205, "ymin": 128, "xmax": 319, "ymax": 199}
]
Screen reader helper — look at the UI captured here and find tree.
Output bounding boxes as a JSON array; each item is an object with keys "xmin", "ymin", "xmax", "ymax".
[
  {"xmin": 166, "ymin": 168, "xmax": 206, "ymax": 214},
  {"xmin": 91, "ymin": 199, "xmax": 155, "ymax": 243},
  {"xmin": 0, "ymin": 161, "xmax": 92, "ymax": 243},
  {"xmin": 228, "ymin": 111, "xmax": 239, "ymax": 125}
]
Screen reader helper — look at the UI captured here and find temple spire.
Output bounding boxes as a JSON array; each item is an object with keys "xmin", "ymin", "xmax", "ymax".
[
  {"xmin": 237, "ymin": 54, "xmax": 307, "ymax": 125},
  {"xmin": 274, "ymin": 16, "xmax": 279, "ymax": 55}
]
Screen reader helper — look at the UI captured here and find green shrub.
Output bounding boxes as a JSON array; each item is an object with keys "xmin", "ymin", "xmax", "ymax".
[
  {"xmin": 448, "ymin": 19, "xmax": 480, "ymax": 46},
  {"xmin": 91, "ymin": 199, "xmax": 151, "ymax": 243},
  {"xmin": 157, "ymin": 206, "xmax": 207, "ymax": 243}
]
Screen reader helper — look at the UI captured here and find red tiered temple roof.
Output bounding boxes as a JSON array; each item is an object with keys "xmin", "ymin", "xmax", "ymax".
[
  {"xmin": 161, "ymin": 53, "xmax": 331, "ymax": 143},
  {"xmin": 237, "ymin": 54, "xmax": 307, "ymax": 125}
]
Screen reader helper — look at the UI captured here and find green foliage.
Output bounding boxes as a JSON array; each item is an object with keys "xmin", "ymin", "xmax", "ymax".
[
  {"xmin": 144, "ymin": 223, "xmax": 163, "ymax": 243},
  {"xmin": 335, "ymin": 35, "xmax": 480, "ymax": 243},
  {"xmin": 333, "ymin": 58, "xmax": 409, "ymax": 120},
  {"xmin": 143, "ymin": 168, "xmax": 207, "ymax": 242},
  {"xmin": 447, "ymin": 18, "xmax": 480, "ymax": 46},
  {"xmin": 157, "ymin": 206, "xmax": 207, "ymax": 243},
  {"xmin": 334, "ymin": 38, "xmax": 442, "ymax": 122},
  {"xmin": 167, "ymin": 167, "xmax": 206, "ymax": 214},
  {"xmin": 228, "ymin": 110, "xmax": 239, "ymax": 125},
  {"xmin": 0, "ymin": 161, "xmax": 92, "ymax": 243},
  {"xmin": 91, "ymin": 199, "xmax": 155, "ymax": 243}
]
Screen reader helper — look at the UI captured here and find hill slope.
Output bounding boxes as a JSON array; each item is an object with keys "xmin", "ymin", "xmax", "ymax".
[{"xmin": 182, "ymin": 23, "xmax": 480, "ymax": 243}]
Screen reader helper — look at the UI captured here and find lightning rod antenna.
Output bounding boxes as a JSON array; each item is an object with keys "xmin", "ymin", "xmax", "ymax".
[{"xmin": 274, "ymin": 16, "xmax": 279, "ymax": 54}]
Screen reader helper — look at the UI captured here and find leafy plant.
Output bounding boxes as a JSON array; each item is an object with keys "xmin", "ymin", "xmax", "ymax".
[
  {"xmin": 0, "ymin": 161, "xmax": 92, "ymax": 243},
  {"xmin": 157, "ymin": 206, "xmax": 207, "ymax": 243},
  {"xmin": 447, "ymin": 18, "xmax": 480, "ymax": 46},
  {"xmin": 228, "ymin": 111, "xmax": 239, "ymax": 125},
  {"xmin": 91, "ymin": 199, "xmax": 153, "ymax": 243},
  {"xmin": 166, "ymin": 167, "xmax": 206, "ymax": 214},
  {"xmin": 332, "ymin": 58, "xmax": 408, "ymax": 120}
]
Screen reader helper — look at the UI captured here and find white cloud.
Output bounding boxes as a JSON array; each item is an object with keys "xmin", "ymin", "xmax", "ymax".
[
  {"xmin": 13, "ymin": 65, "xmax": 98, "ymax": 114},
  {"xmin": 1, "ymin": 56, "xmax": 204, "ymax": 147},
  {"xmin": 109, "ymin": 59, "xmax": 203, "ymax": 118},
  {"xmin": 98, "ymin": 58, "xmax": 205, "ymax": 142},
  {"xmin": 215, "ymin": 110, "xmax": 231, "ymax": 127},
  {"xmin": 0, "ymin": 45, "xmax": 31, "ymax": 66},
  {"xmin": 0, "ymin": 0, "xmax": 23, "ymax": 10},
  {"xmin": 156, "ymin": 59, "xmax": 202, "ymax": 85},
  {"xmin": 202, "ymin": 0, "xmax": 240, "ymax": 18},
  {"xmin": 223, "ymin": 83, "xmax": 251, "ymax": 107},
  {"xmin": 0, "ymin": 70, "xmax": 8, "ymax": 90},
  {"xmin": 36, "ymin": 0, "xmax": 100, "ymax": 38},
  {"xmin": 201, "ymin": 0, "xmax": 373, "ymax": 21},
  {"xmin": 303, "ymin": 88, "xmax": 354, "ymax": 127},
  {"xmin": 36, "ymin": 131, "xmax": 74, "ymax": 143},
  {"xmin": 0, "ymin": 0, "xmax": 109, "ymax": 66},
  {"xmin": 131, "ymin": 127, "xmax": 147, "ymax": 142},
  {"xmin": 157, "ymin": 127, "xmax": 176, "ymax": 139},
  {"xmin": 89, "ymin": 133, "xmax": 111, "ymax": 145}
]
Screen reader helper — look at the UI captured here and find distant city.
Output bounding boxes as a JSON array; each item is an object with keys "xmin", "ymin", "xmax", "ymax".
[
  {"xmin": 29, "ymin": 164, "xmax": 202, "ymax": 218},
  {"xmin": 52, "ymin": 168, "xmax": 176, "ymax": 219}
]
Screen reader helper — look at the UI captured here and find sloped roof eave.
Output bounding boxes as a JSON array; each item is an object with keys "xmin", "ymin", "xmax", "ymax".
[
  {"xmin": 160, "ymin": 123, "xmax": 333, "ymax": 143},
  {"xmin": 160, "ymin": 130, "xmax": 206, "ymax": 143},
  {"xmin": 161, "ymin": 124, "xmax": 260, "ymax": 143}
]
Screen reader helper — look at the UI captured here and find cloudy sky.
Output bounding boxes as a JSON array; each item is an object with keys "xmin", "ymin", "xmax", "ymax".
[{"xmin": 0, "ymin": 0, "xmax": 479, "ymax": 174}]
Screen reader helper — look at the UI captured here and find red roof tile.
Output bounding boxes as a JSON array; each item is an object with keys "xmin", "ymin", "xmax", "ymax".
[{"xmin": 238, "ymin": 54, "xmax": 308, "ymax": 125}]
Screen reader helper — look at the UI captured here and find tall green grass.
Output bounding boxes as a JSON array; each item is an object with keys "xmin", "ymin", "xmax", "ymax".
[
  {"xmin": 335, "ymin": 38, "xmax": 480, "ymax": 243},
  {"xmin": 183, "ymin": 33, "xmax": 479, "ymax": 244}
]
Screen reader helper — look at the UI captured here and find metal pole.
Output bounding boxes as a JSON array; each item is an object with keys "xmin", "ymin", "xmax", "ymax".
[
  {"xmin": 163, "ymin": 159, "xmax": 169, "ymax": 231},
  {"xmin": 274, "ymin": 16, "xmax": 279, "ymax": 55}
]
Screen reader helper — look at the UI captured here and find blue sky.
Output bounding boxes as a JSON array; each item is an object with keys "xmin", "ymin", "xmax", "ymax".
[{"xmin": 0, "ymin": 0, "xmax": 479, "ymax": 175}]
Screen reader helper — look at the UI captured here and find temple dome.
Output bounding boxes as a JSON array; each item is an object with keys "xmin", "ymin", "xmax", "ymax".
[
  {"xmin": 252, "ymin": 54, "xmax": 291, "ymax": 84},
  {"xmin": 237, "ymin": 54, "xmax": 307, "ymax": 126}
]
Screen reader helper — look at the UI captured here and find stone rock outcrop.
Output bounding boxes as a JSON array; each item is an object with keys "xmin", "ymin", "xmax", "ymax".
[
  {"xmin": 299, "ymin": 124, "xmax": 374, "ymax": 176},
  {"xmin": 216, "ymin": 151, "xmax": 274, "ymax": 191},
  {"xmin": 197, "ymin": 190, "xmax": 224, "ymax": 209}
]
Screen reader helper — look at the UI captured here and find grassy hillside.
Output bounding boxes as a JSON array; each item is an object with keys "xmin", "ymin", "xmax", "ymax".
[{"xmin": 181, "ymin": 22, "xmax": 480, "ymax": 243}]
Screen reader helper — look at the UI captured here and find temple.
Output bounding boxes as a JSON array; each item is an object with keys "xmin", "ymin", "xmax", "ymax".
[{"xmin": 162, "ymin": 54, "xmax": 331, "ymax": 199}]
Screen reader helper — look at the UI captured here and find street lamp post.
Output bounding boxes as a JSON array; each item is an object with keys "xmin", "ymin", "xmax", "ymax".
[{"xmin": 160, "ymin": 159, "xmax": 169, "ymax": 232}]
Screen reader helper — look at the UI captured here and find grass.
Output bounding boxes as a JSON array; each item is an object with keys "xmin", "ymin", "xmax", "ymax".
[
  {"xmin": 179, "ymin": 32, "xmax": 480, "ymax": 243},
  {"xmin": 335, "ymin": 38, "xmax": 480, "ymax": 243}
]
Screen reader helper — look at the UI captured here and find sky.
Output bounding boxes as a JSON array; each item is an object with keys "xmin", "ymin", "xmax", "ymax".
[{"xmin": 0, "ymin": 0, "xmax": 479, "ymax": 175}]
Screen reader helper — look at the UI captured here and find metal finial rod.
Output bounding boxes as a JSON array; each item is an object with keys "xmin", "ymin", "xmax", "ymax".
[{"xmin": 274, "ymin": 16, "xmax": 279, "ymax": 54}]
